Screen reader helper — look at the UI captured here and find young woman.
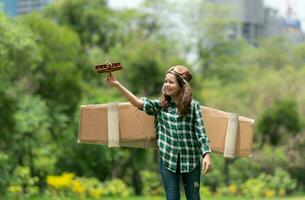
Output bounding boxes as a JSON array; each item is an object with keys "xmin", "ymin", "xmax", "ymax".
[{"xmin": 105, "ymin": 65, "xmax": 211, "ymax": 200}]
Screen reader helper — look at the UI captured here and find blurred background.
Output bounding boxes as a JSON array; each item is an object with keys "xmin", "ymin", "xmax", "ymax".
[{"xmin": 0, "ymin": 0, "xmax": 305, "ymax": 199}]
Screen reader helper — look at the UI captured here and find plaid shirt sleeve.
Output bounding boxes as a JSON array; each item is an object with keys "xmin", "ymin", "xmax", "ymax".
[
  {"xmin": 193, "ymin": 100, "xmax": 211, "ymax": 156},
  {"xmin": 140, "ymin": 97, "xmax": 161, "ymax": 116}
]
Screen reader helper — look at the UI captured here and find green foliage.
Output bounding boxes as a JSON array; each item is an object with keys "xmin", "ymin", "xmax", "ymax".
[
  {"xmin": 216, "ymin": 184, "xmax": 238, "ymax": 197},
  {"xmin": 32, "ymin": 147, "xmax": 57, "ymax": 178},
  {"xmin": 228, "ymin": 157, "xmax": 261, "ymax": 185},
  {"xmin": 285, "ymin": 131, "xmax": 305, "ymax": 188},
  {"xmin": 294, "ymin": 43, "xmax": 305, "ymax": 67},
  {"xmin": 255, "ymin": 36, "xmax": 292, "ymax": 68},
  {"xmin": 46, "ymin": 172, "xmax": 131, "ymax": 198},
  {"xmin": 14, "ymin": 95, "xmax": 50, "ymax": 135},
  {"xmin": 20, "ymin": 13, "xmax": 82, "ymax": 116},
  {"xmin": 7, "ymin": 166, "xmax": 39, "ymax": 198},
  {"xmin": 0, "ymin": 152, "xmax": 11, "ymax": 194},
  {"xmin": 253, "ymin": 145, "xmax": 288, "ymax": 174},
  {"xmin": 108, "ymin": 38, "xmax": 187, "ymax": 96},
  {"xmin": 201, "ymin": 65, "xmax": 305, "ymax": 121},
  {"xmin": 12, "ymin": 95, "xmax": 51, "ymax": 167},
  {"xmin": 179, "ymin": 0, "xmax": 249, "ymax": 83},
  {"xmin": 266, "ymin": 168, "xmax": 297, "ymax": 194},
  {"xmin": 200, "ymin": 186, "xmax": 213, "ymax": 198},
  {"xmin": 140, "ymin": 170, "xmax": 164, "ymax": 196},
  {"xmin": 240, "ymin": 168, "xmax": 297, "ymax": 198},
  {"xmin": 0, "ymin": 89, "xmax": 16, "ymax": 150},
  {"xmin": 103, "ymin": 178, "xmax": 132, "ymax": 197},
  {"xmin": 57, "ymin": 145, "xmax": 121, "ymax": 179},
  {"xmin": 202, "ymin": 154, "xmax": 225, "ymax": 191},
  {"xmin": 0, "ymin": 12, "xmax": 41, "ymax": 83},
  {"xmin": 256, "ymin": 98, "xmax": 302, "ymax": 145},
  {"xmin": 45, "ymin": 0, "xmax": 116, "ymax": 50},
  {"xmin": 240, "ymin": 177, "xmax": 268, "ymax": 198}
]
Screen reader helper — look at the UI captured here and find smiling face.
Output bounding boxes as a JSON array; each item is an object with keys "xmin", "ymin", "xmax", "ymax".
[{"xmin": 163, "ymin": 73, "xmax": 181, "ymax": 98}]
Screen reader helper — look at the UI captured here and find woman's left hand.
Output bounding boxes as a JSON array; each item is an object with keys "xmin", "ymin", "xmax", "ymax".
[{"xmin": 202, "ymin": 153, "xmax": 211, "ymax": 174}]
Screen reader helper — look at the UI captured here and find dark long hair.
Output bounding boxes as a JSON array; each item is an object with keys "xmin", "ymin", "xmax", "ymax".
[{"xmin": 160, "ymin": 72, "xmax": 192, "ymax": 115}]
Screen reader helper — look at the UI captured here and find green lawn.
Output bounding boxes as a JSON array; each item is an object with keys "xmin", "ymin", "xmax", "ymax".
[
  {"xmin": 23, "ymin": 195, "xmax": 305, "ymax": 200},
  {"xmin": 100, "ymin": 197, "xmax": 305, "ymax": 200}
]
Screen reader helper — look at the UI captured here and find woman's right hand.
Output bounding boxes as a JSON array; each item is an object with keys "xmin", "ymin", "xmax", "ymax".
[
  {"xmin": 105, "ymin": 73, "xmax": 119, "ymax": 87},
  {"xmin": 104, "ymin": 72, "xmax": 144, "ymax": 109}
]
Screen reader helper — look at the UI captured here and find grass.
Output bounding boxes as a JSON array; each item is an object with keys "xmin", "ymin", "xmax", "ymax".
[
  {"xmin": 101, "ymin": 197, "xmax": 305, "ymax": 200},
  {"xmin": 23, "ymin": 195, "xmax": 305, "ymax": 200}
]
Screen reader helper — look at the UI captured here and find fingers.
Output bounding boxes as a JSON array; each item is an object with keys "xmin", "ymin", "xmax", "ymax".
[
  {"xmin": 204, "ymin": 163, "xmax": 209, "ymax": 174},
  {"xmin": 105, "ymin": 75, "xmax": 110, "ymax": 84},
  {"xmin": 104, "ymin": 73, "xmax": 116, "ymax": 86},
  {"xmin": 202, "ymin": 160, "xmax": 211, "ymax": 174},
  {"xmin": 203, "ymin": 161, "xmax": 208, "ymax": 174}
]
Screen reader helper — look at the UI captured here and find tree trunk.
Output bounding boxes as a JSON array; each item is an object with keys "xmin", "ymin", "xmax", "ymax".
[
  {"xmin": 132, "ymin": 169, "xmax": 142, "ymax": 195},
  {"xmin": 224, "ymin": 159, "xmax": 231, "ymax": 185}
]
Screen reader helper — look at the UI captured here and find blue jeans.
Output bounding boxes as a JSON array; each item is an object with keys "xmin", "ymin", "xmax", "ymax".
[{"xmin": 160, "ymin": 156, "xmax": 201, "ymax": 200}]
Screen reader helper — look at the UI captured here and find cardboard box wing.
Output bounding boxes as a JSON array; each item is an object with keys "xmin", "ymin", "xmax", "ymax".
[
  {"xmin": 78, "ymin": 102, "xmax": 254, "ymax": 157},
  {"xmin": 201, "ymin": 106, "xmax": 254, "ymax": 157},
  {"xmin": 78, "ymin": 102, "xmax": 157, "ymax": 148}
]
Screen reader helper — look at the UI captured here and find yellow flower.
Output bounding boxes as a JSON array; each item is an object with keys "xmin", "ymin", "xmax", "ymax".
[
  {"xmin": 62, "ymin": 172, "xmax": 75, "ymax": 182},
  {"xmin": 71, "ymin": 179, "xmax": 85, "ymax": 194},
  {"xmin": 90, "ymin": 188, "xmax": 104, "ymax": 199},
  {"xmin": 46, "ymin": 172, "xmax": 75, "ymax": 189},
  {"xmin": 7, "ymin": 185, "xmax": 22, "ymax": 194},
  {"xmin": 278, "ymin": 188, "xmax": 286, "ymax": 197},
  {"xmin": 265, "ymin": 190, "xmax": 275, "ymax": 198},
  {"xmin": 228, "ymin": 184, "xmax": 237, "ymax": 195}
]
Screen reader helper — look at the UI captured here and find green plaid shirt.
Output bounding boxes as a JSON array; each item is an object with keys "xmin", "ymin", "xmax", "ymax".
[{"xmin": 141, "ymin": 97, "xmax": 211, "ymax": 173}]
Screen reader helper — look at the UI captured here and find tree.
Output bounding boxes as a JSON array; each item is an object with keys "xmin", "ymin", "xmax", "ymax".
[
  {"xmin": 20, "ymin": 13, "xmax": 82, "ymax": 116},
  {"xmin": 255, "ymin": 36, "xmax": 293, "ymax": 69},
  {"xmin": 108, "ymin": 38, "xmax": 186, "ymax": 96},
  {"xmin": 45, "ymin": 0, "xmax": 117, "ymax": 50},
  {"xmin": 256, "ymin": 98, "xmax": 302, "ymax": 146},
  {"xmin": 179, "ymin": 0, "xmax": 248, "ymax": 82}
]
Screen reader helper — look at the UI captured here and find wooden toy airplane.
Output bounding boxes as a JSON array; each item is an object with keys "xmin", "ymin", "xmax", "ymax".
[{"xmin": 95, "ymin": 62, "xmax": 122, "ymax": 73}]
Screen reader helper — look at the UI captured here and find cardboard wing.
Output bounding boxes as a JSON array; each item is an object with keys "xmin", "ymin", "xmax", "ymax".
[
  {"xmin": 78, "ymin": 102, "xmax": 157, "ymax": 148},
  {"xmin": 78, "ymin": 102, "xmax": 254, "ymax": 157},
  {"xmin": 201, "ymin": 106, "xmax": 254, "ymax": 157}
]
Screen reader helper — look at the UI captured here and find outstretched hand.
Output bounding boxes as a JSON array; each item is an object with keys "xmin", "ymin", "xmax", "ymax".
[
  {"xmin": 202, "ymin": 153, "xmax": 211, "ymax": 174},
  {"xmin": 105, "ymin": 73, "xmax": 119, "ymax": 87}
]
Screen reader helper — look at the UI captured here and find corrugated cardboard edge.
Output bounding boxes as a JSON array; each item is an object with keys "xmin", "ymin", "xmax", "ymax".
[
  {"xmin": 77, "ymin": 105, "xmax": 85, "ymax": 144},
  {"xmin": 246, "ymin": 118, "xmax": 255, "ymax": 158}
]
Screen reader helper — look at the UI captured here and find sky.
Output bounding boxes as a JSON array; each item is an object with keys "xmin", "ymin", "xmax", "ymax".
[
  {"xmin": 264, "ymin": 0, "xmax": 305, "ymax": 22},
  {"xmin": 264, "ymin": 0, "xmax": 305, "ymax": 17},
  {"xmin": 109, "ymin": 0, "xmax": 305, "ymax": 31}
]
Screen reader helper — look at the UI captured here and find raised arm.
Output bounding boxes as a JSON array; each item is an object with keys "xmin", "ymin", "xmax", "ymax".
[{"xmin": 105, "ymin": 73, "xmax": 144, "ymax": 110}]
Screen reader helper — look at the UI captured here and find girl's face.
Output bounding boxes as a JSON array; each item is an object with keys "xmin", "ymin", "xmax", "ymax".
[{"xmin": 163, "ymin": 73, "xmax": 181, "ymax": 97}]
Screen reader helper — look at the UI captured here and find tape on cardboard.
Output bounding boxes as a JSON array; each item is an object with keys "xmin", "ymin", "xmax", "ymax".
[
  {"xmin": 107, "ymin": 103, "xmax": 120, "ymax": 147},
  {"xmin": 223, "ymin": 113, "xmax": 239, "ymax": 158}
]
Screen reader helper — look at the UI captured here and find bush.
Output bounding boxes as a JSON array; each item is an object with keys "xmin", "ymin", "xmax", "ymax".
[
  {"xmin": 0, "ymin": 153, "xmax": 11, "ymax": 194},
  {"xmin": 200, "ymin": 186, "xmax": 213, "ymax": 198},
  {"xmin": 201, "ymin": 154, "xmax": 226, "ymax": 192},
  {"xmin": 140, "ymin": 170, "xmax": 164, "ymax": 196},
  {"xmin": 216, "ymin": 184, "xmax": 239, "ymax": 197},
  {"xmin": 241, "ymin": 177, "xmax": 268, "ymax": 198},
  {"xmin": 264, "ymin": 167, "xmax": 297, "ymax": 195},
  {"xmin": 7, "ymin": 166, "xmax": 39, "ymax": 199},
  {"xmin": 240, "ymin": 168, "xmax": 297, "ymax": 198},
  {"xmin": 256, "ymin": 98, "xmax": 301, "ymax": 145},
  {"xmin": 46, "ymin": 173, "xmax": 131, "ymax": 198},
  {"xmin": 103, "ymin": 178, "xmax": 132, "ymax": 197}
]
